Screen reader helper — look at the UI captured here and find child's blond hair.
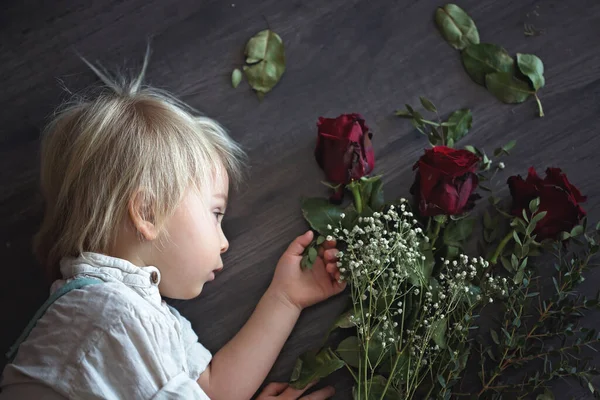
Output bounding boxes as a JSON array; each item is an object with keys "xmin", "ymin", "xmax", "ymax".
[{"xmin": 34, "ymin": 52, "xmax": 247, "ymax": 281}]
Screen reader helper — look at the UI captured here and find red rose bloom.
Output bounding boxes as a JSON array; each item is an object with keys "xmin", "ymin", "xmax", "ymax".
[
  {"xmin": 507, "ymin": 167, "xmax": 587, "ymax": 240},
  {"xmin": 315, "ymin": 113, "xmax": 375, "ymax": 201},
  {"xmin": 411, "ymin": 146, "xmax": 481, "ymax": 216}
]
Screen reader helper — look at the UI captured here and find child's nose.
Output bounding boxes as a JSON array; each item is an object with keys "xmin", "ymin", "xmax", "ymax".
[{"xmin": 220, "ymin": 237, "xmax": 229, "ymax": 253}]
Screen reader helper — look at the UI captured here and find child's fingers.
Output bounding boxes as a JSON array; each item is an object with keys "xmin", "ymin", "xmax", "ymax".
[
  {"xmin": 281, "ymin": 380, "xmax": 319, "ymax": 398},
  {"xmin": 286, "ymin": 231, "xmax": 314, "ymax": 256},
  {"xmin": 317, "ymin": 240, "xmax": 336, "ymax": 258},
  {"xmin": 323, "ymin": 248, "xmax": 339, "ymax": 262},
  {"xmin": 261, "ymin": 382, "xmax": 289, "ymax": 395},
  {"xmin": 323, "ymin": 239, "xmax": 336, "ymax": 249},
  {"xmin": 300, "ymin": 385, "xmax": 335, "ymax": 399}
]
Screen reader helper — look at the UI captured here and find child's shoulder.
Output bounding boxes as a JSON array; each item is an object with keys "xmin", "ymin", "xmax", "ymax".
[{"xmin": 52, "ymin": 279, "xmax": 169, "ymax": 326}]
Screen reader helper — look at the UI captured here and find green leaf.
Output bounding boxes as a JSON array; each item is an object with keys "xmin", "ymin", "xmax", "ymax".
[
  {"xmin": 336, "ymin": 336, "xmax": 360, "ymax": 368},
  {"xmin": 316, "ymin": 236, "xmax": 325, "ymax": 245},
  {"xmin": 517, "ymin": 53, "xmax": 545, "ymax": 91},
  {"xmin": 437, "ymin": 374, "xmax": 447, "ymax": 388},
  {"xmin": 461, "ymin": 43, "xmax": 514, "ymax": 86},
  {"xmin": 231, "ymin": 68, "xmax": 242, "ymax": 88},
  {"xmin": 485, "ymin": 72, "xmax": 533, "ymax": 104},
  {"xmin": 358, "ymin": 176, "xmax": 385, "ymax": 212},
  {"xmin": 503, "ymin": 140, "xmax": 517, "ymax": 152},
  {"xmin": 301, "ymin": 197, "xmax": 344, "ymax": 235},
  {"xmin": 420, "ymin": 96, "xmax": 437, "ymax": 112},
  {"xmin": 444, "ymin": 218, "xmax": 475, "ymax": 245},
  {"xmin": 435, "ymin": 4, "xmax": 480, "ymax": 50},
  {"xmin": 530, "ymin": 211, "xmax": 547, "ymax": 227},
  {"xmin": 570, "ymin": 225, "xmax": 584, "ymax": 237},
  {"xmin": 409, "ymin": 247, "xmax": 435, "ymax": 287},
  {"xmin": 501, "ymin": 256, "xmax": 513, "ymax": 272},
  {"xmin": 446, "ymin": 109, "xmax": 472, "ymax": 144},
  {"xmin": 364, "ymin": 375, "xmax": 402, "ymax": 400},
  {"xmin": 308, "ymin": 247, "xmax": 317, "ymax": 263},
  {"xmin": 289, "ymin": 348, "xmax": 345, "ymax": 389},
  {"xmin": 483, "ymin": 210, "xmax": 493, "ymax": 230},
  {"xmin": 333, "ymin": 309, "xmax": 355, "ymax": 329},
  {"xmin": 464, "ymin": 145, "xmax": 477, "ymax": 154},
  {"xmin": 431, "ymin": 318, "xmax": 448, "ymax": 349},
  {"xmin": 490, "ymin": 330, "xmax": 500, "ymax": 345},
  {"xmin": 394, "ymin": 109, "xmax": 412, "ymax": 117},
  {"xmin": 529, "ymin": 198, "xmax": 540, "ymax": 213},
  {"xmin": 243, "ymin": 29, "xmax": 286, "ymax": 97}
]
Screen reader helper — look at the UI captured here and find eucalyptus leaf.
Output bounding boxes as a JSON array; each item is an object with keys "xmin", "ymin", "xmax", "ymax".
[
  {"xmin": 446, "ymin": 108, "xmax": 472, "ymax": 144},
  {"xmin": 394, "ymin": 109, "xmax": 412, "ymax": 117},
  {"xmin": 461, "ymin": 43, "xmax": 514, "ymax": 85},
  {"xmin": 435, "ymin": 4, "xmax": 480, "ymax": 50},
  {"xmin": 243, "ymin": 29, "xmax": 286, "ymax": 97},
  {"xmin": 231, "ymin": 68, "xmax": 242, "ymax": 88},
  {"xmin": 517, "ymin": 53, "xmax": 545, "ymax": 91},
  {"xmin": 420, "ymin": 96, "xmax": 437, "ymax": 112},
  {"xmin": 289, "ymin": 348, "xmax": 345, "ymax": 389},
  {"xmin": 485, "ymin": 72, "xmax": 533, "ymax": 104}
]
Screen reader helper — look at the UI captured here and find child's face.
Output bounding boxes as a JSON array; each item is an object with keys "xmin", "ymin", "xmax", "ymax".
[{"xmin": 153, "ymin": 173, "xmax": 230, "ymax": 299}]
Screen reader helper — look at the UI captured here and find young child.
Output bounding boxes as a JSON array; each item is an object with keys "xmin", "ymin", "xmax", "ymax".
[{"xmin": 0, "ymin": 55, "xmax": 346, "ymax": 400}]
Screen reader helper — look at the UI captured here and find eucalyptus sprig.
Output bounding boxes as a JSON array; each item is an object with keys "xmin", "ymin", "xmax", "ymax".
[
  {"xmin": 476, "ymin": 223, "xmax": 600, "ymax": 399},
  {"xmin": 395, "ymin": 96, "xmax": 472, "ymax": 148}
]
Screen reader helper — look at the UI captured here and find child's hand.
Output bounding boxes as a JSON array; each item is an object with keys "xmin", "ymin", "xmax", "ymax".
[
  {"xmin": 269, "ymin": 231, "xmax": 347, "ymax": 311},
  {"xmin": 257, "ymin": 380, "xmax": 335, "ymax": 399}
]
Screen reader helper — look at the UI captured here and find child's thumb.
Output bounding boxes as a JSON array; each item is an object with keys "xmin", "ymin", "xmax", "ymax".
[{"xmin": 286, "ymin": 230, "xmax": 314, "ymax": 256}]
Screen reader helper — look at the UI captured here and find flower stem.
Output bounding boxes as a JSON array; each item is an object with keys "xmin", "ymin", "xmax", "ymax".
[
  {"xmin": 490, "ymin": 230, "xmax": 514, "ymax": 265},
  {"xmin": 429, "ymin": 217, "xmax": 444, "ymax": 250},
  {"xmin": 534, "ymin": 94, "xmax": 544, "ymax": 118},
  {"xmin": 350, "ymin": 183, "xmax": 363, "ymax": 214}
]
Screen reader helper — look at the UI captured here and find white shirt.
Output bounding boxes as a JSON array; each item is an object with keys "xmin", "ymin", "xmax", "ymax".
[{"xmin": 0, "ymin": 252, "xmax": 212, "ymax": 400}]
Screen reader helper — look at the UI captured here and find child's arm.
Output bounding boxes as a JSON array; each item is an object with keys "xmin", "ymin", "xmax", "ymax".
[{"xmin": 198, "ymin": 231, "xmax": 346, "ymax": 400}]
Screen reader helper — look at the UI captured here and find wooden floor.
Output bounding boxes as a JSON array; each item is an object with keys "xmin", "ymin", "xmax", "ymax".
[{"xmin": 1, "ymin": 0, "xmax": 599, "ymax": 398}]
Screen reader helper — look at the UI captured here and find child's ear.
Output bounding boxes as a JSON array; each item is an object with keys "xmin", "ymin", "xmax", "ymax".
[{"xmin": 129, "ymin": 191, "xmax": 159, "ymax": 241}]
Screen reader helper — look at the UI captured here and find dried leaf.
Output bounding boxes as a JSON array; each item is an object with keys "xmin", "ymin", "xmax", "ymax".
[
  {"xmin": 231, "ymin": 68, "xmax": 242, "ymax": 88},
  {"xmin": 435, "ymin": 4, "xmax": 480, "ymax": 50},
  {"xmin": 243, "ymin": 29, "xmax": 286, "ymax": 97}
]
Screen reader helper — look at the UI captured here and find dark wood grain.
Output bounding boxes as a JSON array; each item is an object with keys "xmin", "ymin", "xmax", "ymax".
[{"xmin": 1, "ymin": 0, "xmax": 599, "ymax": 398}]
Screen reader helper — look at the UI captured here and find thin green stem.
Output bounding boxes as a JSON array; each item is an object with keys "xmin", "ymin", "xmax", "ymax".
[
  {"xmin": 490, "ymin": 230, "xmax": 514, "ymax": 264},
  {"xmin": 535, "ymin": 94, "xmax": 544, "ymax": 117},
  {"xmin": 350, "ymin": 183, "xmax": 363, "ymax": 214}
]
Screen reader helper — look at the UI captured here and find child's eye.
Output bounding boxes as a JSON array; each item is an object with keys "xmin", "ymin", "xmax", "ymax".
[{"xmin": 214, "ymin": 212, "xmax": 225, "ymax": 222}]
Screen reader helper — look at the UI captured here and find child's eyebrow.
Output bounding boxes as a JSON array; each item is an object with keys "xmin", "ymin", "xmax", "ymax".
[{"xmin": 214, "ymin": 193, "xmax": 228, "ymax": 207}]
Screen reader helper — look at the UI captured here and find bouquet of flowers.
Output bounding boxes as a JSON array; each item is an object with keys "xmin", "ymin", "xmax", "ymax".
[{"xmin": 290, "ymin": 100, "xmax": 600, "ymax": 399}]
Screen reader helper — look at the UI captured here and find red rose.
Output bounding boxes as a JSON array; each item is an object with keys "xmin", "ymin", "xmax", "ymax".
[
  {"xmin": 410, "ymin": 146, "xmax": 481, "ymax": 216},
  {"xmin": 507, "ymin": 167, "xmax": 587, "ymax": 240},
  {"xmin": 315, "ymin": 114, "xmax": 375, "ymax": 201}
]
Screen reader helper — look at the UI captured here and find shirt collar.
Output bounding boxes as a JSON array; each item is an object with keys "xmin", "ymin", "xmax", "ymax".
[{"xmin": 57, "ymin": 252, "xmax": 163, "ymax": 307}]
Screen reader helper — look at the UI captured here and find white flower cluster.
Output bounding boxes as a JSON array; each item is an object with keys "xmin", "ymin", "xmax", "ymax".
[
  {"xmin": 333, "ymin": 200, "xmax": 425, "ymax": 288},
  {"xmin": 331, "ymin": 200, "xmax": 508, "ymax": 378}
]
